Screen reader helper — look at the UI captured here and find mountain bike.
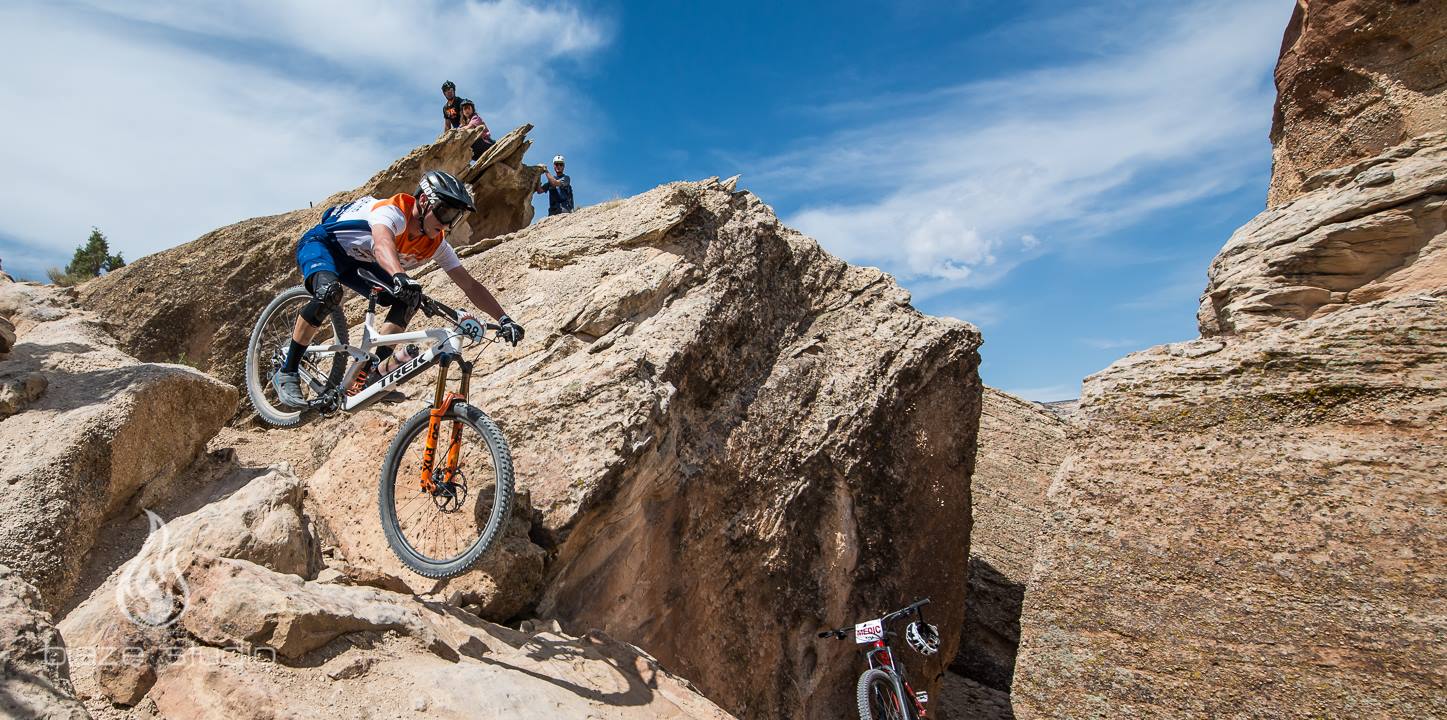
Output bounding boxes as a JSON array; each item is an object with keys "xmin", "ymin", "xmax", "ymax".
[
  {"xmin": 818, "ymin": 598, "xmax": 939, "ymax": 720},
  {"xmin": 244, "ymin": 270, "xmax": 515, "ymax": 578}
]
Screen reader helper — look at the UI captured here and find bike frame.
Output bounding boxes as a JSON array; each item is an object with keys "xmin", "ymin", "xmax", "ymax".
[
  {"xmin": 294, "ymin": 283, "xmax": 484, "ymax": 494},
  {"xmin": 865, "ymin": 641, "xmax": 926, "ymax": 719}
]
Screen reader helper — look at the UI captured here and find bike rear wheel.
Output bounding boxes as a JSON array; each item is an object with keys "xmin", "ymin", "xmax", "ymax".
[
  {"xmin": 378, "ymin": 402, "xmax": 514, "ymax": 578},
  {"xmin": 245, "ymin": 286, "xmax": 349, "ymax": 427},
  {"xmin": 857, "ymin": 668, "xmax": 909, "ymax": 720}
]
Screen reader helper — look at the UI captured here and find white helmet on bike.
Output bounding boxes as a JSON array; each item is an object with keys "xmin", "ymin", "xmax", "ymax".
[{"xmin": 906, "ymin": 620, "xmax": 940, "ymax": 656}]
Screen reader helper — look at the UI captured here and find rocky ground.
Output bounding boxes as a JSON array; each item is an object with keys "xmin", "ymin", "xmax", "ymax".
[{"xmin": 936, "ymin": 671, "xmax": 1015, "ymax": 720}]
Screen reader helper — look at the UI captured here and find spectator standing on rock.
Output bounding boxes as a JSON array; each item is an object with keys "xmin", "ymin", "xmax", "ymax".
[
  {"xmin": 535, "ymin": 155, "xmax": 574, "ymax": 216},
  {"xmin": 441, "ymin": 81, "xmax": 465, "ymax": 131},
  {"xmin": 459, "ymin": 99, "xmax": 495, "ymax": 161}
]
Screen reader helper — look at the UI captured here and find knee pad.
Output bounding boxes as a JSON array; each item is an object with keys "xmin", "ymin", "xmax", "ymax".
[{"xmin": 300, "ymin": 272, "xmax": 343, "ymax": 326}]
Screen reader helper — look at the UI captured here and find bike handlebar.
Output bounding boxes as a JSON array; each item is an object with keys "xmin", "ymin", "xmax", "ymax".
[
  {"xmin": 361, "ymin": 270, "xmax": 502, "ymax": 339},
  {"xmin": 816, "ymin": 597, "xmax": 930, "ymax": 640}
]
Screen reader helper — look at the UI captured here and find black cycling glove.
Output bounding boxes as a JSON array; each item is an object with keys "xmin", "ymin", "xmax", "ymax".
[
  {"xmin": 392, "ymin": 272, "xmax": 423, "ymax": 309},
  {"xmin": 497, "ymin": 314, "xmax": 525, "ymax": 346}
]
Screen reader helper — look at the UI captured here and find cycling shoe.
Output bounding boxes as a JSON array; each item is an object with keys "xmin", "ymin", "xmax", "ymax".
[{"xmin": 273, "ymin": 370, "xmax": 306, "ymax": 409}]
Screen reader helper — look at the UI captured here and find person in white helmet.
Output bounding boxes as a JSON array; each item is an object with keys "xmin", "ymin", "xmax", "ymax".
[{"xmin": 535, "ymin": 154, "xmax": 574, "ymax": 216}]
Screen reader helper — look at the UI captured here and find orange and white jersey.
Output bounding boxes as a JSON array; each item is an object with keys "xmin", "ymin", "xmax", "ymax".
[{"xmin": 327, "ymin": 194, "xmax": 461, "ymax": 271}]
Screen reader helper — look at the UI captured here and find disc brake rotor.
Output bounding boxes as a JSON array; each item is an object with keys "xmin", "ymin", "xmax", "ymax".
[{"xmin": 430, "ymin": 470, "xmax": 468, "ymax": 512}]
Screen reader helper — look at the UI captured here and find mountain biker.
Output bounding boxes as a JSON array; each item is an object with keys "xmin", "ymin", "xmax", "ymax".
[{"xmin": 274, "ymin": 170, "xmax": 524, "ymax": 408}]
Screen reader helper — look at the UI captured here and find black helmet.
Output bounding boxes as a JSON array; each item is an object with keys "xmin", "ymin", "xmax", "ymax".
[
  {"xmin": 441, "ymin": 80, "xmax": 455, "ymax": 91},
  {"xmin": 459, "ymin": 98, "xmax": 475, "ymax": 110},
  {"xmin": 417, "ymin": 170, "xmax": 475, "ymax": 213}
]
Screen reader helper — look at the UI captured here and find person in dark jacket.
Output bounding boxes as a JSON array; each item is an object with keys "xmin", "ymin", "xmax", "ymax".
[
  {"xmin": 441, "ymin": 81, "xmax": 464, "ymax": 131},
  {"xmin": 535, "ymin": 155, "xmax": 574, "ymax": 216}
]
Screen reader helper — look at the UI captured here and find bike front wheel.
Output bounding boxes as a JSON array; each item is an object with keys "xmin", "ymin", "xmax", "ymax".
[
  {"xmin": 379, "ymin": 402, "xmax": 515, "ymax": 578},
  {"xmin": 857, "ymin": 667, "xmax": 909, "ymax": 720},
  {"xmin": 244, "ymin": 285, "xmax": 348, "ymax": 427}
]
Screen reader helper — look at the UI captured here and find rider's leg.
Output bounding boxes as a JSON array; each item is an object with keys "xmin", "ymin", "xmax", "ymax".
[
  {"xmin": 374, "ymin": 294, "xmax": 419, "ymax": 363},
  {"xmin": 281, "ymin": 271, "xmax": 343, "ymax": 373}
]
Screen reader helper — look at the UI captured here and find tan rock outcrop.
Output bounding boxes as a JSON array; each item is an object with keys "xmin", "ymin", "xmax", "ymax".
[
  {"xmin": 0, "ymin": 565, "xmax": 89, "ymax": 719},
  {"xmin": 58, "ymin": 465, "xmax": 732, "ymax": 718},
  {"xmin": 60, "ymin": 468, "xmax": 319, "ymax": 705},
  {"xmin": 0, "ymin": 282, "xmax": 236, "ymax": 613},
  {"xmin": 1268, "ymin": 0, "xmax": 1447, "ymax": 206},
  {"xmin": 75, "ymin": 125, "xmax": 543, "ymax": 389},
  {"xmin": 952, "ymin": 389, "xmax": 1066, "ymax": 692},
  {"xmin": 54, "ymin": 141, "xmax": 978, "ymax": 716},
  {"xmin": 1012, "ymin": 134, "xmax": 1447, "ymax": 716},
  {"xmin": 412, "ymin": 180, "xmax": 979, "ymax": 719},
  {"xmin": 1203, "ymin": 133, "xmax": 1447, "ymax": 336}
]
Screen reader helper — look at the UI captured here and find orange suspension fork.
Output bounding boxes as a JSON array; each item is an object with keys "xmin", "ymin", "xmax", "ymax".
[{"xmin": 419, "ymin": 355, "xmax": 469, "ymax": 493}]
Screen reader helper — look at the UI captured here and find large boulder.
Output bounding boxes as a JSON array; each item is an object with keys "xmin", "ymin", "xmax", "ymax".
[
  {"xmin": 0, "ymin": 566, "xmax": 89, "ymax": 719},
  {"xmin": 59, "ymin": 467, "xmax": 732, "ymax": 718},
  {"xmin": 1268, "ymin": 0, "xmax": 1447, "ymax": 206},
  {"xmin": 0, "ymin": 282, "xmax": 236, "ymax": 613},
  {"xmin": 365, "ymin": 178, "xmax": 983, "ymax": 719},
  {"xmin": 75, "ymin": 125, "xmax": 543, "ymax": 389},
  {"xmin": 950, "ymin": 388, "xmax": 1066, "ymax": 693},
  {"xmin": 1011, "ymin": 134, "xmax": 1447, "ymax": 718},
  {"xmin": 59, "ymin": 468, "xmax": 319, "ymax": 705}
]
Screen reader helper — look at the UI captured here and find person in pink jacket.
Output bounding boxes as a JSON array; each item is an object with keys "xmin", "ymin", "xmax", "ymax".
[{"xmin": 458, "ymin": 99, "xmax": 495, "ymax": 161}]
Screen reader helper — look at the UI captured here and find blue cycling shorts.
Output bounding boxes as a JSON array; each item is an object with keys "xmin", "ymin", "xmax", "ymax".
[{"xmin": 294, "ymin": 225, "xmax": 391, "ymax": 298}]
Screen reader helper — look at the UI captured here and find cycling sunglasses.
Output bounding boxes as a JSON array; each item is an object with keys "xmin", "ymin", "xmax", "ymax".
[{"xmin": 433, "ymin": 204, "xmax": 466, "ymax": 227}]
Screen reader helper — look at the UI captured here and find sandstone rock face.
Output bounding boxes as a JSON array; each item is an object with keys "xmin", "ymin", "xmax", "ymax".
[
  {"xmin": 378, "ymin": 179, "xmax": 981, "ymax": 719},
  {"xmin": 1268, "ymin": 0, "xmax": 1447, "ymax": 206},
  {"xmin": 0, "ymin": 283, "xmax": 236, "ymax": 613},
  {"xmin": 76, "ymin": 125, "xmax": 543, "ymax": 389},
  {"xmin": 62, "ymin": 163, "xmax": 978, "ymax": 714},
  {"xmin": 952, "ymin": 389, "xmax": 1065, "ymax": 692},
  {"xmin": 1013, "ymin": 134, "xmax": 1447, "ymax": 715},
  {"xmin": 1203, "ymin": 133, "xmax": 1447, "ymax": 336},
  {"xmin": 0, "ymin": 565, "xmax": 89, "ymax": 719},
  {"xmin": 60, "ymin": 468, "xmax": 319, "ymax": 704},
  {"xmin": 58, "ymin": 466, "xmax": 732, "ymax": 718}
]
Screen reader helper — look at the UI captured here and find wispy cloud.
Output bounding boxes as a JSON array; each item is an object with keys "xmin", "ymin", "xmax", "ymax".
[
  {"xmin": 750, "ymin": 0, "xmax": 1289, "ymax": 287},
  {"xmin": 0, "ymin": 1, "xmax": 608, "ymax": 281}
]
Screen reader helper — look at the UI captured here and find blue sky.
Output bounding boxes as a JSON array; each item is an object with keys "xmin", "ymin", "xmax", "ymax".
[{"xmin": 0, "ymin": 0, "xmax": 1295, "ymax": 400}]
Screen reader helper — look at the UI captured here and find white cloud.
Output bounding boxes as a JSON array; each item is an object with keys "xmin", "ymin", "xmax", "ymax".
[
  {"xmin": 0, "ymin": 1, "xmax": 607, "ymax": 281},
  {"xmin": 752, "ymin": 0, "xmax": 1292, "ymax": 287}
]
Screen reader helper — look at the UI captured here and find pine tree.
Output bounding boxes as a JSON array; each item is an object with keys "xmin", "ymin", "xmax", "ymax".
[{"xmin": 47, "ymin": 228, "xmax": 124, "ymax": 285}]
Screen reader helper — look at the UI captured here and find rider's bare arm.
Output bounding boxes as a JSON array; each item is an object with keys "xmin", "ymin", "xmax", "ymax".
[
  {"xmin": 445, "ymin": 265, "xmax": 507, "ymax": 321},
  {"xmin": 368, "ymin": 223, "xmax": 406, "ymax": 277}
]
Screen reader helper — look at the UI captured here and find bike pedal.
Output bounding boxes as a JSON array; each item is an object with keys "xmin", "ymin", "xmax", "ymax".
[{"xmin": 914, "ymin": 691, "xmax": 928, "ymax": 703}]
